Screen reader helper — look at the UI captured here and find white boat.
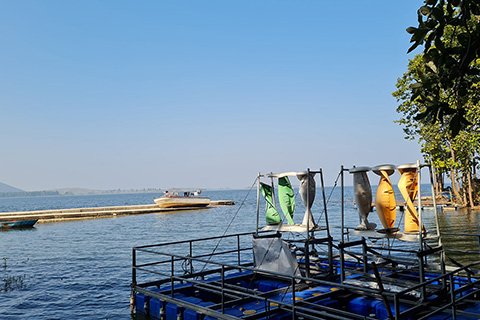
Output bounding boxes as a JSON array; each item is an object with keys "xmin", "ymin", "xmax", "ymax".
[{"xmin": 153, "ymin": 190, "xmax": 210, "ymax": 208}]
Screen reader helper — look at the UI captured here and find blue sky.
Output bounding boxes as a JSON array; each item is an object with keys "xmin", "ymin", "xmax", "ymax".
[{"xmin": 1, "ymin": 1, "xmax": 425, "ymax": 191}]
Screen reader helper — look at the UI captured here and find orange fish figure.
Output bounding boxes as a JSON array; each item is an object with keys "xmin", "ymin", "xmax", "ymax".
[
  {"xmin": 397, "ymin": 163, "xmax": 425, "ymax": 233},
  {"xmin": 372, "ymin": 164, "xmax": 397, "ymax": 232}
]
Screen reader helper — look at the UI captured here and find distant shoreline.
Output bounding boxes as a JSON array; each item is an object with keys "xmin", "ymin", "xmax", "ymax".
[
  {"xmin": 0, "ymin": 188, "xmax": 249, "ymax": 198},
  {"xmin": 0, "ymin": 189, "xmax": 161, "ymax": 198}
]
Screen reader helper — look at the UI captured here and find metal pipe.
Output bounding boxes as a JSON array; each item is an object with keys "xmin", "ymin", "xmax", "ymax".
[
  {"xmin": 131, "ymin": 248, "xmax": 137, "ymax": 314},
  {"xmin": 256, "ymin": 173, "xmax": 260, "ymax": 234},
  {"xmin": 341, "ymin": 165, "xmax": 345, "ymax": 244},
  {"xmin": 372, "ymin": 262, "xmax": 394, "ymax": 320},
  {"xmin": 320, "ymin": 168, "xmax": 330, "ymax": 235},
  {"xmin": 237, "ymin": 234, "xmax": 241, "ymax": 265},
  {"xmin": 170, "ymin": 256, "xmax": 174, "ymax": 297},
  {"xmin": 305, "ymin": 168, "xmax": 311, "ymax": 278},
  {"xmin": 270, "ymin": 174, "xmax": 276, "ymax": 208},
  {"xmin": 340, "ymin": 242, "xmax": 345, "ymax": 283},
  {"xmin": 190, "ymin": 241, "xmax": 193, "ymax": 274},
  {"xmin": 429, "ymin": 165, "xmax": 442, "ymax": 241},
  {"xmin": 449, "ymin": 274, "xmax": 457, "ymax": 319},
  {"xmin": 319, "ymin": 168, "xmax": 334, "ymax": 275},
  {"xmin": 132, "ymin": 248, "xmax": 137, "ymax": 287},
  {"xmin": 221, "ymin": 265, "xmax": 225, "ymax": 313},
  {"xmin": 307, "ymin": 168, "xmax": 310, "ymax": 233},
  {"xmin": 363, "ymin": 238, "xmax": 368, "ymax": 274},
  {"xmin": 394, "ymin": 295, "xmax": 400, "ymax": 320},
  {"xmin": 417, "ymin": 161, "xmax": 427, "ymax": 299},
  {"xmin": 429, "ymin": 164, "xmax": 446, "ymax": 284},
  {"xmin": 291, "ymin": 277, "xmax": 296, "ymax": 320},
  {"xmin": 417, "ymin": 161, "xmax": 423, "ymax": 247}
]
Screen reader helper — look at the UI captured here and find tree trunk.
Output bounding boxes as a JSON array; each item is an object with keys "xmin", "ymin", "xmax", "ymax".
[
  {"xmin": 449, "ymin": 150, "xmax": 464, "ymax": 206},
  {"xmin": 450, "ymin": 169, "xmax": 462, "ymax": 205},
  {"xmin": 436, "ymin": 170, "xmax": 444, "ymax": 195},
  {"xmin": 467, "ymin": 170, "xmax": 474, "ymax": 207}
]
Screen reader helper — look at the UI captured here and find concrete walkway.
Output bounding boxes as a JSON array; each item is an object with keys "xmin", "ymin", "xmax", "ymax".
[{"xmin": 0, "ymin": 200, "xmax": 235, "ymax": 223}]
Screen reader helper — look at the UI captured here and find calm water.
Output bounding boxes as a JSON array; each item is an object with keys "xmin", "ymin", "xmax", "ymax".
[{"xmin": 1, "ymin": 187, "xmax": 480, "ymax": 319}]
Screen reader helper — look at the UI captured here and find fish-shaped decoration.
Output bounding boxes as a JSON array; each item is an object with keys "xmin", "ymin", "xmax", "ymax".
[
  {"xmin": 349, "ymin": 166, "xmax": 376, "ymax": 230},
  {"xmin": 397, "ymin": 163, "xmax": 425, "ymax": 233},
  {"xmin": 296, "ymin": 171, "xmax": 316, "ymax": 228},
  {"xmin": 278, "ymin": 176, "xmax": 295, "ymax": 225},
  {"xmin": 372, "ymin": 164, "xmax": 397, "ymax": 232},
  {"xmin": 260, "ymin": 183, "xmax": 281, "ymax": 224}
]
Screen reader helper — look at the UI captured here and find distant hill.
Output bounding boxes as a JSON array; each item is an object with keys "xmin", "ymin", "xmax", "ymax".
[
  {"xmin": 0, "ymin": 182, "xmax": 24, "ymax": 193},
  {"xmin": 0, "ymin": 183, "xmax": 162, "ymax": 198},
  {"xmin": 54, "ymin": 188, "xmax": 104, "ymax": 195},
  {"xmin": 53, "ymin": 188, "xmax": 162, "ymax": 195}
]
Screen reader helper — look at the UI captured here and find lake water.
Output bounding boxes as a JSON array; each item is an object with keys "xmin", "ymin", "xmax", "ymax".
[{"xmin": 1, "ymin": 187, "xmax": 480, "ymax": 319}]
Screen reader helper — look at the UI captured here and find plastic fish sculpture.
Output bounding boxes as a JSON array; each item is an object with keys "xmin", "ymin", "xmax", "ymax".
[
  {"xmin": 349, "ymin": 166, "xmax": 376, "ymax": 230},
  {"xmin": 296, "ymin": 171, "xmax": 316, "ymax": 228}
]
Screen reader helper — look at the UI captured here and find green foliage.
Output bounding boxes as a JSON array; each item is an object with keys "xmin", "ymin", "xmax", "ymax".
[
  {"xmin": 407, "ymin": 0, "xmax": 480, "ymax": 136},
  {"xmin": 393, "ymin": 54, "xmax": 480, "ymax": 206}
]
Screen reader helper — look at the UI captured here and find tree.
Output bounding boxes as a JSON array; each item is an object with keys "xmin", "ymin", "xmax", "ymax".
[
  {"xmin": 406, "ymin": 0, "xmax": 480, "ymax": 136},
  {"xmin": 393, "ymin": 55, "xmax": 480, "ymax": 207}
]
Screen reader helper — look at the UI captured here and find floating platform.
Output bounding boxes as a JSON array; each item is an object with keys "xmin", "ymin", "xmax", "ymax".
[
  {"xmin": 131, "ymin": 231, "xmax": 480, "ymax": 320},
  {"xmin": 131, "ymin": 164, "xmax": 480, "ymax": 319},
  {"xmin": 0, "ymin": 200, "xmax": 234, "ymax": 223}
]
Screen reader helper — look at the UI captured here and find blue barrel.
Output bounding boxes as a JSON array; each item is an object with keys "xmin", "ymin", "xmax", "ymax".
[
  {"xmin": 135, "ymin": 293, "xmax": 149, "ymax": 314},
  {"xmin": 166, "ymin": 297, "xmax": 202, "ymax": 320},
  {"xmin": 149, "ymin": 293, "xmax": 185, "ymax": 319},
  {"xmin": 149, "ymin": 298, "xmax": 163, "ymax": 320},
  {"xmin": 314, "ymin": 297, "xmax": 340, "ymax": 309},
  {"xmin": 348, "ymin": 296, "xmax": 375, "ymax": 317},
  {"xmin": 183, "ymin": 301, "xmax": 215, "ymax": 320},
  {"xmin": 258, "ymin": 279, "xmax": 288, "ymax": 292},
  {"xmin": 373, "ymin": 300, "xmax": 412, "ymax": 320},
  {"xmin": 204, "ymin": 307, "xmax": 244, "ymax": 319},
  {"xmin": 455, "ymin": 302, "xmax": 480, "ymax": 319}
]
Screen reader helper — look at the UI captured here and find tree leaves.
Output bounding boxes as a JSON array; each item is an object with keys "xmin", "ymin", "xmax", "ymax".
[
  {"xmin": 406, "ymin": 0, "xmax": 480, "ymax": 136},
  {"xmin": 393, "ymin": 51, "xmax": 480, "ymax": 207}
]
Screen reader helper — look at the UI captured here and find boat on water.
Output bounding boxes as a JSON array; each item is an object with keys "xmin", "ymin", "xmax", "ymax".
[
  {"xmin": 0, "ymin": 219, "xmax": 38, "ymax": 229},
  {"xmin": 132, "ymin": 162, "xmax": 480, "ymax": 320},
  {"xmin": 154, "ymin": 190, "xmax": 211, "ymax": 208}
]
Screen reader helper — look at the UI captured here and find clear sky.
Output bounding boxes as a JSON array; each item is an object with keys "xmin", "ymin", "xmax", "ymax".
[{"xmin": 1, "ymin": 1, "xmax": 425, "ymax": 191}]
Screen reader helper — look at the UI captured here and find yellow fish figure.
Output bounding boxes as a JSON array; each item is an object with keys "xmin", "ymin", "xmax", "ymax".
[
  {"xmin": 372, "ymin": 165, "xmax": 397, "ymax": 232},
  {"xmin": 397, "ymin": 164, "xmax": 425, "ymax": 233}
]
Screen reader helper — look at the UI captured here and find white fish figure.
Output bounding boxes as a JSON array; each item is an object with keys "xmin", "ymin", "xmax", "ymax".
[
  {"xmin": 349, "ymin": 166, "xmax": 376, "ymax": 230},
  {"xmin": 296, "ymin": 171, "xmax": 316, "ymax": 228}
]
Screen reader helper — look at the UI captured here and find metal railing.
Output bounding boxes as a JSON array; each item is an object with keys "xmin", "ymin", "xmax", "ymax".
[{"xmin": 131, "ymin": 229, "xmax": 480, "ymax": 320}]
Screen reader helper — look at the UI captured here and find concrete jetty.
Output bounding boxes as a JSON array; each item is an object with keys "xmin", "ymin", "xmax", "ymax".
[{"xmin": 0, "ymin": 200, "xmax": 235, "ymax": 223}]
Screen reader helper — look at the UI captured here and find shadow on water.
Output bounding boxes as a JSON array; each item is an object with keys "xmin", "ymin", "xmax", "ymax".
[
  {"xmin": 438, "ymin": 207, "xmax": 480, "ymax": 266},
  {"xmin": 0, "ymin": 227, "xmax": 38, "ymax": 233},
  {"xmin": 131, "ymin": 313, "xmax": 150, "ymax": 320}
]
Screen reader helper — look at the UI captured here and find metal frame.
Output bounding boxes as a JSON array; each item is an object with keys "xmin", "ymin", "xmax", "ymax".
[{"xmin": 131, "ymin": 164, "xmax": 480, "ymax": 320}]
